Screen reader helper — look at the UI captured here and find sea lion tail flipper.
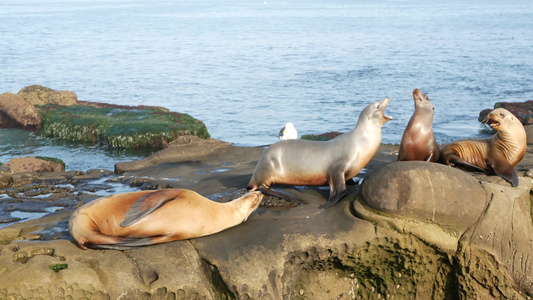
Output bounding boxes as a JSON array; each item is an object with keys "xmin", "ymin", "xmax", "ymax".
[
  {"xmin": 258, "ymin": 187, "xmax": 302, "ymax": 206},
  {"xmin": 88, "ymin": 237, "xmax": 159, "ymax": 250},
  {"xmin": 121, "ymin": 189, "xmax": 184, "ymax": 227},
  {"xmin": 82, "ymin": 235, "xmax": 137, "ymax": 250},
  {"xmin": 488, "ymin": 156, "xmax": 519, "ymax": 187}
]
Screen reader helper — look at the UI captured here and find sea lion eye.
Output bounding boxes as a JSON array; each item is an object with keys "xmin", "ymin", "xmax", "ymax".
[
  {"xmin": 500, "ymin": 113, "xmax": 505, "ymax": 118},
  {"xmin": 376, "ymin": 104, "xmax": 381, "ymax": 109}
]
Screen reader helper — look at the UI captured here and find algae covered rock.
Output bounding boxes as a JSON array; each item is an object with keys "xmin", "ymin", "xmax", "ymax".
[
  {"xmin": 0, "ymin": 93, "xmax": 42, "ymax": 131},
  {"xmin": 0, "ymin": 157, "xmax": 65, "ymax": 174},
  {"xmin": 17, "ymin": 85, "xmax": 77, "ymax": 106},
  {"xmin": 37, "ymin": 103, "xmax": 210, "ymax": 149},
  {"xmin": 300, "ymin": 131, "xmax": 343, "ymax": 141}
]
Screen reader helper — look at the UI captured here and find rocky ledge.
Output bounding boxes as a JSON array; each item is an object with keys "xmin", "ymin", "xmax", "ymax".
[{"xmin": 0, "ymin": 137, "xmax": 532, "ymax": 299}]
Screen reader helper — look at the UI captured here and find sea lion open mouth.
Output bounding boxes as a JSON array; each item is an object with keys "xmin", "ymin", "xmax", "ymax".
[
  {"xmin": 488, "ymin": 118, "xmax": 500, "ymax": 129},
  {"xmin": 380, "ymin": 97, "xmax": 393, "ymax": 121}
]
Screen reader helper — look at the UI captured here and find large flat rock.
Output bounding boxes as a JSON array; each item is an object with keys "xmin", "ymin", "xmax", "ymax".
[{"xmin": 2, "ymin": 142, "xmax": 533, "ymax": 298}]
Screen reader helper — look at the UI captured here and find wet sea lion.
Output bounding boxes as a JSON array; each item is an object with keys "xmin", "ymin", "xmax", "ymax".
[
  {"xmin": 69, "ymin": 189, "xmax": 263, "ymax": 250},
  {"xmin": 398, "ymin": 88, "xmax": 439, "ymax": 162},
  {"xmin": 439, "ymin": 108, "xmax": 526, "ymax": 186},
  {"xmin": 247, "ymin": 97, "xmax": 393, "ymax": 208}
]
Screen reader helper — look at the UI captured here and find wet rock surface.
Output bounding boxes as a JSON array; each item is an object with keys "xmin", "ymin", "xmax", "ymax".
[
  {"xmin": 0, "ymin": 93, "xmax": 42, "ymax": 131},
  {"xmin": 1, "ymin": 139, "xmax": 533, "ymax": 299},
  {"xmin": 17, "ymin": 84, "xmax": 78, "ymax": 106},
  {"xmin": 0, "ymin": 156, "xmax": 65, "ymax": 174}
]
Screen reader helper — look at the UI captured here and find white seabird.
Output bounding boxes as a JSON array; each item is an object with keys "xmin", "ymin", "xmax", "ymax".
[{"xmin": 278, "ymin": 122, "xmax": 298, "ymax": 140}]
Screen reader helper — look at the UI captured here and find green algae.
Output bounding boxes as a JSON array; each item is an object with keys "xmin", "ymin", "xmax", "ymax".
[
  {"xmin": 35, "ymin": 156, "xmax": 65, "ymax": 168},
  {"xmin": 49, "ymin": 263, "xmax": 68, "ymax": 273},
  {"xmin": 301, "ymin": 131, "xmax": 343, "ymax": 141},
  {"xmin": 37, "ymin": 104, "xmax": 210, "ymax": 149}
]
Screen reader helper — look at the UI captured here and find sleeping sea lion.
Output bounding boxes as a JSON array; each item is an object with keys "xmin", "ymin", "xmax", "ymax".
[{"xmin": 69, "ymin": 189, "xmax": 263, "ymax": 250}]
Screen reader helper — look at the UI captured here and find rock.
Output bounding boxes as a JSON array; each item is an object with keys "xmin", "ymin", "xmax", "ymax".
[
  {"xmin": 355, "ymin": 161, "xmax": 487, "ymax": 252},
  {"xmin": 78, "ymin": 100, "xmax": 170, "ymax": 112},
  {"xmin": 1, "ymin": 144, "xmax": 533, "ymax": 298},
  {"xmin": 355, "ymin": 160, "xmax": 533, "ymax": 297},
  {"xmin": 0, "ymin": 157, "xmax": 65, "ymax": 174},
  {"xmin": 37, "ymin": 103, "xmax": 210, "ymax": 149},
  {"xmin": 0, "ymin": 174, "xmax": 13, "ymax": 188},
  {"xmin": 17, "ymin": 85, "xmax": 77, "ymax": 106},
  {"xmin": 115, "ymin": 135, "xmax": 232, "ymax": 173},
  {"xmin": 0, "ymin": 240, "xmax": 216, "ymax": 299},
  {"xmin": 0, "ymin": 93, "xmax": 42, "ymax": 131},
  {"xmin": 456, "ymin": 180, "xmax": 533, "ymax": 298},
  {"xmin": 301, "ymin": 131, "xmax": 343, "ymax": 141}
]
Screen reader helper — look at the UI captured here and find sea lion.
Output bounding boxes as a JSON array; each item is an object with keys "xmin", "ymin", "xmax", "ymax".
[
  {"xmin": 439, "ymin": 108, "xmax": 526, "ymax": 186},
  {"xmin": 278, "ymin": 122, "xmax": 298, "ymax": 140},
  {"xmin": 398, "ymin": 88, "xmax": 440, "ymax": 162},
  {"xmin": 247, "ymin": 97, "xmax": 393, "ymax": 208},
  {"xmin": 69, "ymin": 189, "xmax": 263, "ymax": 250}
]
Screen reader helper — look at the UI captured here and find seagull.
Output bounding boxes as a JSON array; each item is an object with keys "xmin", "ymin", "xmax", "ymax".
[{"xmin": 278, "ymin": 122, "xmax": 298, "ymax": 140}]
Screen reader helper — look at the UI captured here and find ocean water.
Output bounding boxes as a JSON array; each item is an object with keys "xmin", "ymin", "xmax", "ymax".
[{"xmin": 1, "ymin": 0, "xmax": 532, "ymax": 171}]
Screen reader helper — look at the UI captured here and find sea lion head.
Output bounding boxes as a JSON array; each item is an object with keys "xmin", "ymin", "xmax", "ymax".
[
  {"xmin": 413, "ymin": 88, "xmax": 435, "ymax": 112},
  {"xmin": 238, "ymin": 191, "xmax": 264, "ymax": 221},
  {"xmin": 361, "ymin": 97, "xmax": 393, "ymax": 125},
  {"xmin": 486, "ymin": 108, "xmax": 521, "ymax": 133}
]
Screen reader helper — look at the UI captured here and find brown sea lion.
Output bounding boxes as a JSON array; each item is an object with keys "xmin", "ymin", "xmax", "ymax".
[
  {"xmin": 398, "ymin": 88, "xmax": 440, "ymax": 162},
  {"xmin": 69, "ymin": 189, "xmax": 263, "ymax": 250},
  {"xmin": 439, "ymin": 108, "xmax": 526, "ymax": 186},
  {"xmin": 247, "ymin": 97, "xmax": 393, "ymax": 208}
]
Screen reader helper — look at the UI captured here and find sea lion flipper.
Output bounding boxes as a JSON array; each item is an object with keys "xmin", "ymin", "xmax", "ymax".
[
  {"xmin": 488, "ymin": 154, "xmax": 519, "ymax": 187},
  {"xmin": 320, "ymin": 174, "xmax": 347, "ymax": 209},
  {"xmin": 425, "ymin": 151, "xmax": 439, "ymax": 162},
  {"xmin": 89, "ymin": 237, "xmax": 158, "ymax": 250},
  {"xmin": 319, "ymin": 189, "xmax": 347, "ymax": 209},
  {"xmin": 446, "ymin": 155, "xmax": 486, "ymax": 172},
  {"xmin": 121, "ymin": 189, "xmax": 183, "ymax": 227},
  {"xmin": 258, "ymin": 187, "xmax": 302, "ymax": 206}
]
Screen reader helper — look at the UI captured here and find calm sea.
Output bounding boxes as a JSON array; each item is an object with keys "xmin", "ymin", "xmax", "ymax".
[{"xmin": 1, "ymin": 0, "xmax": 532, "ymax": 171}]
